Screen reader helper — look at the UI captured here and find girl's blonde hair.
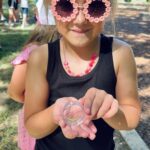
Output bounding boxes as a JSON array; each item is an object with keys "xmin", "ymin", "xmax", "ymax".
[
  {"xmin": 110, "ymin": 0, "xmax": 118, "ymax": 35},
  {"xmin": 110, "ymin": 0, "xmax": 118, "ymax": 19},
  {"xmin": 24, "ymin": 24, "xmax": 59, "ymax": 49}
]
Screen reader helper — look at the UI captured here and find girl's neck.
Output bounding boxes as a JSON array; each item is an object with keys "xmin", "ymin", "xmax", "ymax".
[{"xmin": 60, "ymin": 37, "xmax": 100, "ymax": 60}]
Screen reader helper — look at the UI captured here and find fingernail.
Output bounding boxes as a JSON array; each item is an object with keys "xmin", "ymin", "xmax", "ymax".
[
  {"xmin": 94, "ymin": 128, "xmax": 97, "ymax": 133},
  {"xmin": 85, "ymin": 108, "xmax": 91, "ymax": 115},
  {"xmin": 89, "ymin": 133, "xmax": 96, "ymax": 140},
  {"xmin": 92, "ymin": 126, "xmax": 97, "ymax": 133}
]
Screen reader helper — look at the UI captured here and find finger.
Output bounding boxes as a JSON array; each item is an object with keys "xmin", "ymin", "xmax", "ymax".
[
  {"xmin": 97, "ymin": 94, "xmax": 114, "ymax": 119},
  {"xmin": 78, "ymin": 98, "xmax": 84, "ymax": 106},
  {"xmin": 103, "ymin": 99, "xmax": 119, "ymax": 119},
  {"xmin": 83, "ymin": 114, "xmax": 92, "ymax": 125},
  {"xmin": 59, "ymin": 120, "xmax": 66, "ymax": 128},
  {"xmin": 90, "ymin": 90, "xmax": 106, "ymax": 119},
  {"xmin": 88, "ymin": 122, "xmax": 97, "ymax": 134},
  {"xmin": 80, "ymin": 124, "xmax": 96, "ymax": 140},
  {"xmin": 83, "ymin": 88, "xmax": 97, "ymax": 115},
  {"xmin": 81, "ymin": 124, "xmax": 96, "ymax": 140},
  {"xmin": 80, "ymin": 124, "xmax": 92, "ymax": 134},
  {"xmin": 89, "ymin": 132, "xmax": 96, "ymax": 140},
  {"xmin": 62, "ymin": 125, "xmax": 77, "ymax": 139},
  {"xmin": 72, "ymin": 125, "xmax": 88, "ymax": 138}
]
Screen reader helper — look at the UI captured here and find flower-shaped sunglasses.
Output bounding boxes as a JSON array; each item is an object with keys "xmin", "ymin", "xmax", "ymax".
[{"xmin": 51, "ymin": 0, "xmax": 111, "ymax": 23}]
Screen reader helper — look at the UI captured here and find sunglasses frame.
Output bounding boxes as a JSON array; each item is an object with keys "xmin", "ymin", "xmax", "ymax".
[{"xmin": 51, "ymin": 0, "xmax": 111, "ymax": 23}]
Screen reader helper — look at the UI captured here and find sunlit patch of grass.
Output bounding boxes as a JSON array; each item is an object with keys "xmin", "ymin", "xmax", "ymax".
[
  {"xmin": 0, "ymin": 125, "xmax": 18, "ymax": 150},
  {"xmin": 0, "ymin": 1, "xmax": 34, "ymax": 149},
  {"xmin": 0, "ymin": 100, "xmax": 22, "ymax": 123}
]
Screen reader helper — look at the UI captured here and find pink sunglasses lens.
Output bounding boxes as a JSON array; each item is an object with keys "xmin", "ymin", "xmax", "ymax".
[
  {"xmin": 56, "ymin": 0, "xmax": 74, "ymax": 17},
  {"xmin": 88, "ymin": 0, "xmax": 106, "ymax": 17}
]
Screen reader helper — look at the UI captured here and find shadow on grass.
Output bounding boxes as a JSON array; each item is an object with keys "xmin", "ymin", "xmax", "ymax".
[
  {"xmin": 138, "ymin": 72, "xmax": 150, "ymax": 90},
  {"xmin": 105, "ymin": 6, "xmax": 150, "ymax": 58},
  {"xmin": 0, "ymin": 98, "xmax": 22, "ymax": 123},
  {"xmin": 0, "ymin": 29, "xmax": 31, "ymax": 60},
  {"xmin": 0, "ymin": 126, "xmax": 18, "ymax": 150},
  {"xmin": 4, "ymin": 98, "xmax": 22, "ymax": 111},
  {"xmin": 0, "ymin": 67, "xmax": 13, "ymax": 84}
]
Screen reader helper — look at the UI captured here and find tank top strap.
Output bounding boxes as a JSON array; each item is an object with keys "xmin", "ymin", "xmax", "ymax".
[
  {"xmin": 95, "ymin": 34, "xmax": 116, "ymax": 96},
  {"xmin": 100, "ymin": 34, "xmax": 113, "ymax": 54},
  {"xmin": 46, "ymin": 39, "xmax": 60, "ymax": 83}
]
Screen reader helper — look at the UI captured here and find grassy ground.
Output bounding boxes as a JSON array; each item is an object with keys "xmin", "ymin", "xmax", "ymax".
[
  {"xmin": 0, "ymin": 1, "xmax": 35, "ymax": 149},
  {"xmin": 0, "ymin": 0, "xmax": 150, "ymax": 150},
  {"xmin": 0, "ymin": 24, "xmax": 32, "ymax": 150}
]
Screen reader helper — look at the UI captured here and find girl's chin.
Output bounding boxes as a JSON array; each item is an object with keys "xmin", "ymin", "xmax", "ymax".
[
  {"xmin": 65, "ymin": 35, "xmax": 91, "ymax": 47},
  {"xmin": 67, "ymin": 39, "xmax": 91, "ymax": 47}
]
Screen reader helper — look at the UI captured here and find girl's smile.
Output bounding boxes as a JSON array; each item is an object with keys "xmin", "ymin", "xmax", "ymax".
[{"xmin": 70, "ymin": 28, "xmax": 91, "ymax": 34}]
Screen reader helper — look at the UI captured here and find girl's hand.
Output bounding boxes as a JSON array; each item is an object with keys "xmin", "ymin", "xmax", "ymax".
[
  {"xmin": 60, "ymin": 120, "xmax": 97, "ymax": 140},
  {"xmin": 53, "ymin": 97, "xmax": 97, "ymax": 140},
  {"xmin": 81, "ymin": 88, "xmax": 119, "ymax": 120}
]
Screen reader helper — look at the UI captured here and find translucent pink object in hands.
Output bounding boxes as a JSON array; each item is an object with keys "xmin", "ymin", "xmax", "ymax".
[{"xmin": 63, "ymin": 101, "xmax": 85, "ymax": 126}]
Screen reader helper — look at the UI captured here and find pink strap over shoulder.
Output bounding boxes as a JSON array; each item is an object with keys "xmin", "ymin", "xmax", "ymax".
[{"xmin": 11, "ymin": 44, "xmax": 38, "ymax": 66}]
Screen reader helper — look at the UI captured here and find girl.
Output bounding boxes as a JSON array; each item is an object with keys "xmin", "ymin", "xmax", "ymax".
[
  {"xmin": 8, "ymin": 18, "xmax": 59, "ymax": 150},
  {"xmin": 24, "ymin": 0, "xmax": 141, "ymax": 149},
  {"xmin": 8, "ymin": 24, "xmax": 59, "ymax": 150},
  {"xmin": 8, "ymin": 24, "xmax": 58, "ymax": 102},
  {"xmin": 8, "ymin": 0, "xmax": 56, "ymax": 103}
]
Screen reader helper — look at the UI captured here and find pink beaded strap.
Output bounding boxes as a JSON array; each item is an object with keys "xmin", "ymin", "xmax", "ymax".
[{"xmin": 11, "ymin": 45, "xmax": 38, "ymax": 66}]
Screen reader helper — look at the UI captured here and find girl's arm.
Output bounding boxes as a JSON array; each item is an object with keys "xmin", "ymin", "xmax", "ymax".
[
  {"xmin": 24, "ymin": 45, "xmax": 58, "ymax": 139},
  {"xmin": 82, "ymin": 40, "xmax": 141, "ymax": 130},
  {"xmin": 8, "ymin": 44, "xmax": 38, "ymax": 103},
  {"xmin": 104, "ymin": 41, "xmax": 141, "ymax": 130},
  {"xmin": 7, "ymin": 63, "xmax": 27, "ymax": 103}
]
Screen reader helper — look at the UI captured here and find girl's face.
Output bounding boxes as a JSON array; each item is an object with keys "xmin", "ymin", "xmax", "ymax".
[
  {"xmin": 53, "ymin": 0, "xmax": 109, "ymax": 47},
  {"xmin": 56, "ymin": 16, "xmax": 104, "ymax": 47}
]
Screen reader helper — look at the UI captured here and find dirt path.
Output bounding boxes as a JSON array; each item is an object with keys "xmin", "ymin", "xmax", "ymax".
[{"xmin": 105, "ymin": 2, "xmax": 150, "ymax": 147}]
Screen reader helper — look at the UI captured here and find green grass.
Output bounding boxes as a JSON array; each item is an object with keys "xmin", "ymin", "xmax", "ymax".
[
  {"xmin": 0, "ymin": 29, "xmax": 30, "ymax": 150},
  {"xmin": 0, "ymin": 126, "xmax": 18, "ymax": 150},
  {"xmin": 0, "ymin": 30, "xmax": 30, "ymax": 61},
  {"xmin": 0, "ymin": 29, "xmax": 34, "ymax": 149},
  {"xmin": 0, "ymin": 1, "xmax": 35, "ymax": 149}
]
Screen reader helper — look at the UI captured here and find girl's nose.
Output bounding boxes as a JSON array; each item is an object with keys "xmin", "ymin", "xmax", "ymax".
[{"xmin": 73, "ymin": 10, "xmax": 87, "ymax": 25}]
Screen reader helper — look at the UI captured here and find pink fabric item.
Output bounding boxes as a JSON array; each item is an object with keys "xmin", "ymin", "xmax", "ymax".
[
  {"xmin": 18, "ymin": 108, "xmax": 35, "ymax": 150},
  {"xmin": 11, "ymin": 44, "xmax": 38, "ymax": 66},
  {"xmin": 11, "ymin": 44, "xmax": 38, "ymax": 150}
]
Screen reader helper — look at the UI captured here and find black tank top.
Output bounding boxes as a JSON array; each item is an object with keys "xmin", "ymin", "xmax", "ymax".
[{"xmin": 35, "ymin": 34, "xmax": 117, "ymax": 150}]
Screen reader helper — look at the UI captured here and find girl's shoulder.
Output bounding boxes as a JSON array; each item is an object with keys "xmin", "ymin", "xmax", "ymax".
[
  {"xmin": 112, "ymin": 37, "xmax": 132, "ymax": 53},
  {"xmin": 29, "ymin": 44, "xmax": 48, "ymax": 57},
  {"xmin": 112, "ymin": 37, "xmax": 134, "ymax": 60},
  {"xmin": 23, "ymin": 43, "xmax": 39, "ymax": 53},
  {"xmin": 27, "ymin": 44, "xmax": 49, "ymax": 73},
  {"xmin": 112, "ymin": 37, "xmax": 135, "ymax": 75}
]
